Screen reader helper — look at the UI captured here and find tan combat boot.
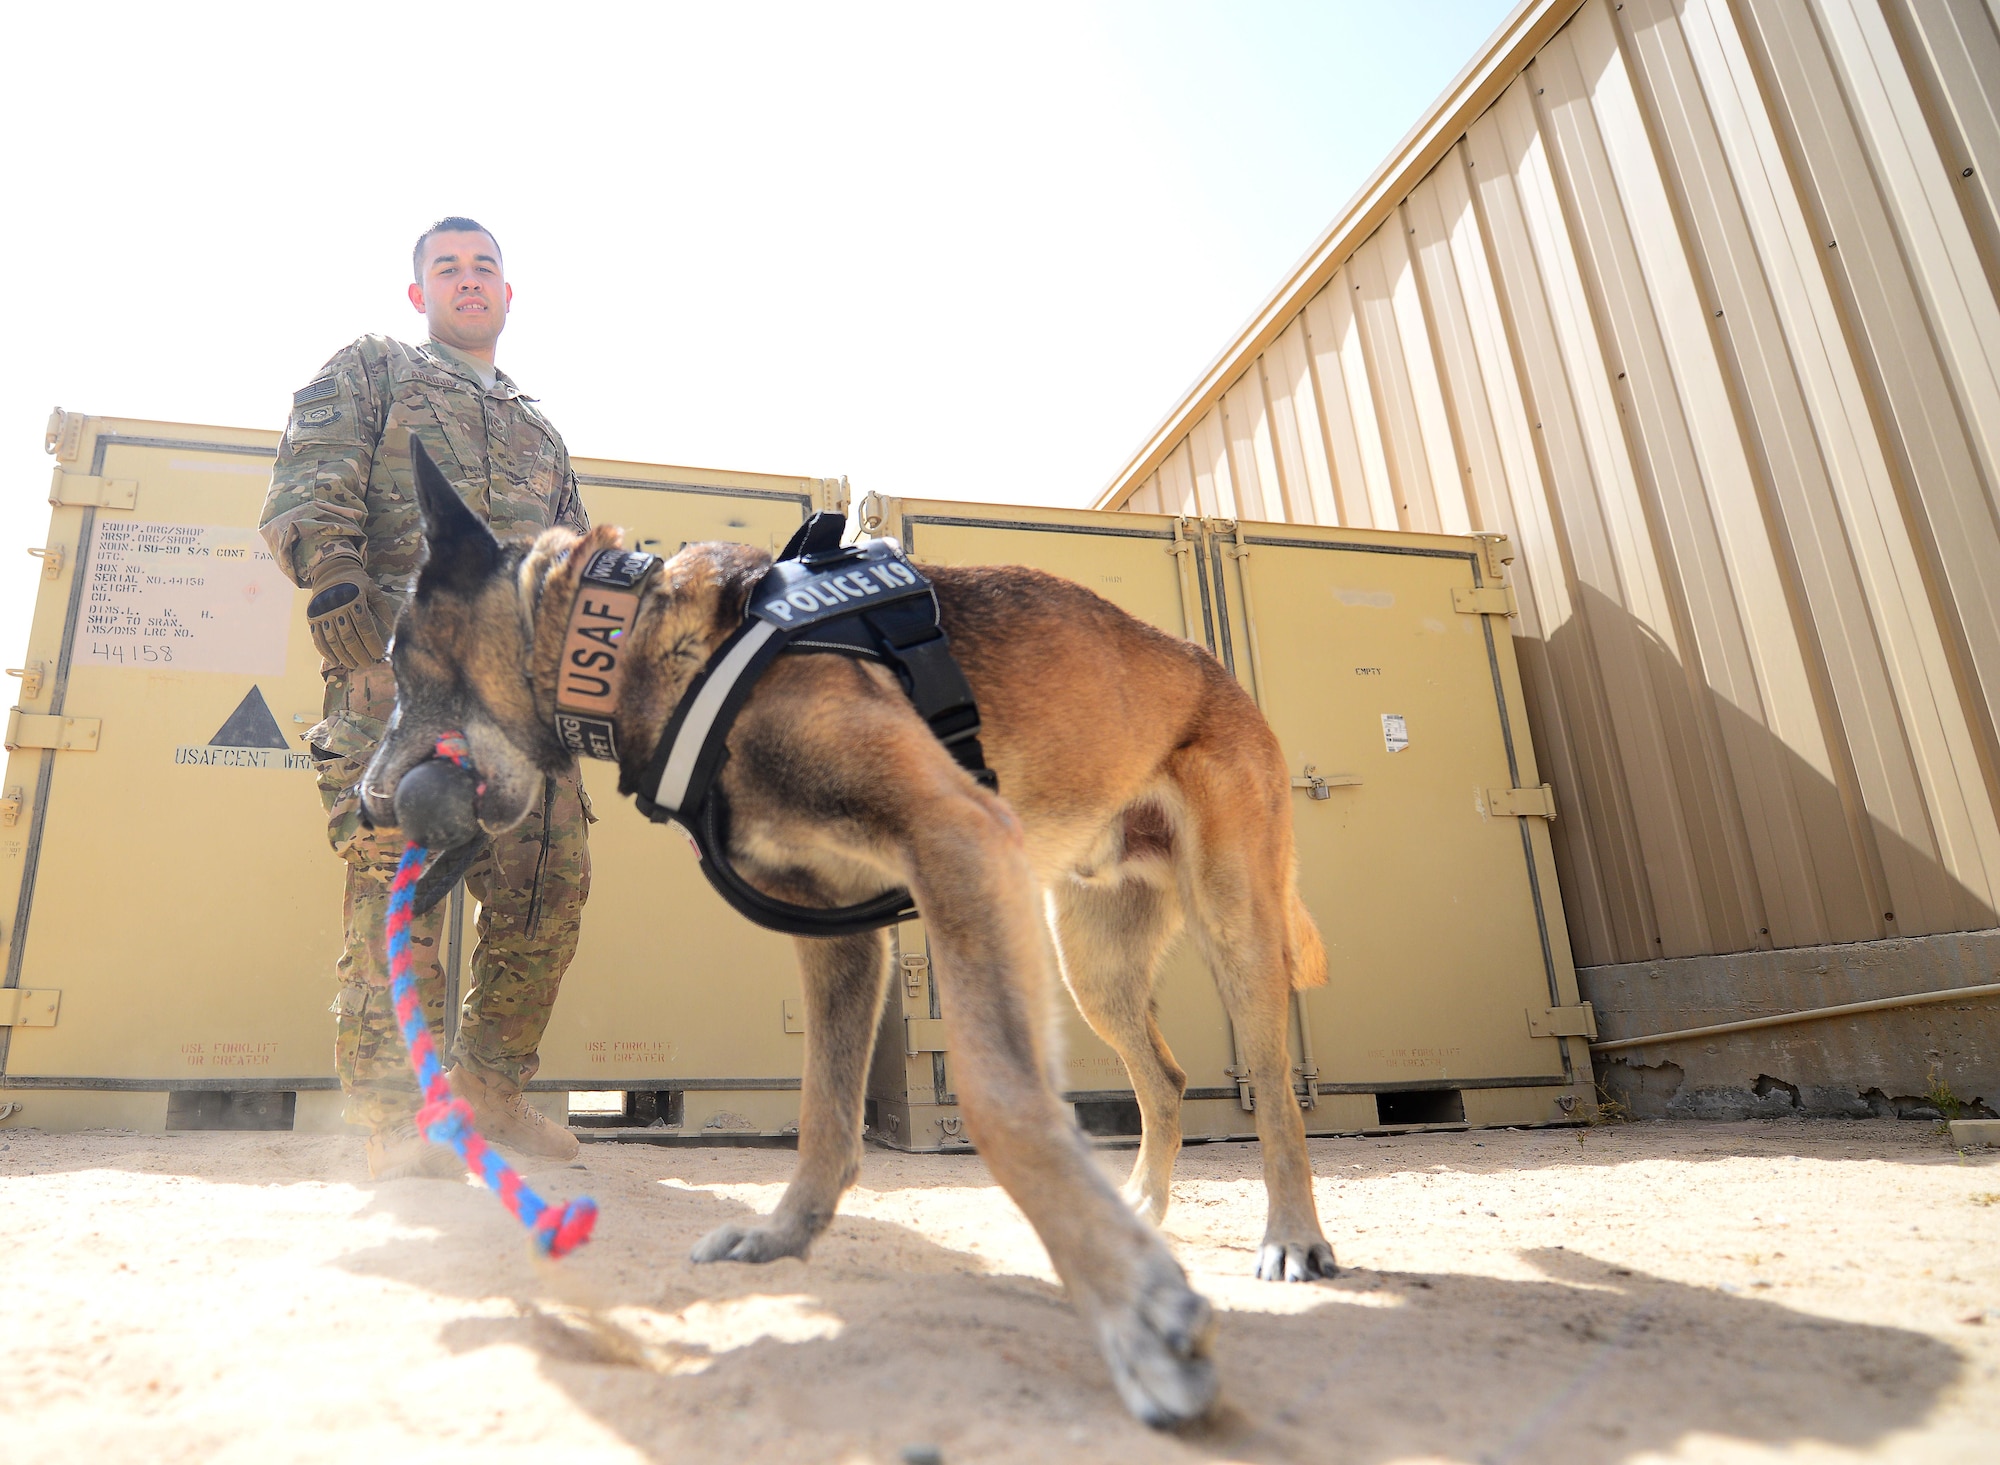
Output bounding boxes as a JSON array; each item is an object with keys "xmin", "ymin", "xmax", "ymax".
[
  {"xmin": 366, "ymin": 1120, "xmax": 465, "ymax": 1181},
  {"xmin": 448, "ymin": 1064, "xmax": 581, "ymax": 1161}
]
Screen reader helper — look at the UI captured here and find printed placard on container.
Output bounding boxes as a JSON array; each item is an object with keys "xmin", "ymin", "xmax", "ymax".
[{"xmin": 82, "ymin": 520, "xmax": 291, "ymax": 674}]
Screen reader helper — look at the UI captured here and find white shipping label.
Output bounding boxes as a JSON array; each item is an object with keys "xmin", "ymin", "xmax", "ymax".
[
  {"xmin": 1382, "ymin": 713, "xmax": 1409, "ymax": 753},
  {"xmin": 82, "ymin": 520, "xmax": 292, "ymax": 674}
]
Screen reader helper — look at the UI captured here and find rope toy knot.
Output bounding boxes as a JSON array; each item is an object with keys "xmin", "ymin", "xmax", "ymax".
[
  {"xmin": 415, "ymin": 1095, "xmax": 476, "ymax": 1146},
  {"xmin": 534, "ymin": 1198, "xmax": 601, "ymax": 1259}
]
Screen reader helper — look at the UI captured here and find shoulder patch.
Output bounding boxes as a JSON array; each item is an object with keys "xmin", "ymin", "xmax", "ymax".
[
  {"xmin": 293, "ymin": 405, "xmax": 341, "ymax": 430},
  {"xmin": 293, "ymin": 378, "xmax": 339, "ymax": 407}
]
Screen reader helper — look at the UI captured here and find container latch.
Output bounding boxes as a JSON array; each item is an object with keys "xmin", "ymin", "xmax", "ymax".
[{"xmin": 1291, "ymin": 764, "xmax": 1361, "ymax": 800}]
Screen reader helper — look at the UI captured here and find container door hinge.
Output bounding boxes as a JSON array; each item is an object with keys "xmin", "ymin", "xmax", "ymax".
[
  {"xmin": 781, "ymin": 998, "xmax": 806, "ymax": 1034},
  {"xmin": 7, "ymin": 664, "xmax": 43, "ymax": 701},
  {"xmin": 900, "ymin": 951, "xmax": 929, "ymax": 999},
  {"xmin": 1487, "ymin": 784, "xmax": 1556, "ymax": 819},
  {"xmin": 1527, "ymin": 1003, "xmax": 1597, "ymax": 1040},
  {"xmin": 0, "ymin": 989, "xmax": 60, "ymax": 1028},
  {"xmin": 0, "ymin": 787, "xmax": 21, "ymax": 826},
  {"xmin": 905, "ymin": 1016, "xmax": 949, "ymax": 1055},
  {"xmin": 5, "ymin": 711, "xmax": 100, "ymax": 752},
  {"xmin": 1453, "ymin": 585, "xmax": 1517, "ymax": 617},
  {"xmin": 49, "ymin": 469, "xmax": 137, "ymax": 510},
  {"xmin": 1291, "ymin": 764, "xmax": 1362, "ymax": 800}
]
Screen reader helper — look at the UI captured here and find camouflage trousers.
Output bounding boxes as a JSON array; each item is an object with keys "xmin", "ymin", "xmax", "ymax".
[{"xmin": 313, "ymin": 660, "xmax": 591, "ymax": 1130}]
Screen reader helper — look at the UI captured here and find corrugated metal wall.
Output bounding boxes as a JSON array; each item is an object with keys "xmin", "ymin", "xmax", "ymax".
[{"xmin": 1101, "ymin": 0, "xmax": 2000, "ymax": 971}]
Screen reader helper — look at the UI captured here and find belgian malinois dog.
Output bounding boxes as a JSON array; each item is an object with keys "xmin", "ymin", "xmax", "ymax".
[{"xmin": 363, "ymin": 441, "xmax": 1336, "ymax": 1426}]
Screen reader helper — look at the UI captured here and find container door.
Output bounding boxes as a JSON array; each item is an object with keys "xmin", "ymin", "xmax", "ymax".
[
  {"xmin": 1214, "ymin": 524, "xmax": 1584, "ymax": 1110},
  {"xmin": 0, "ymin": 422, "xmax": 339, "ymax": 1112}
]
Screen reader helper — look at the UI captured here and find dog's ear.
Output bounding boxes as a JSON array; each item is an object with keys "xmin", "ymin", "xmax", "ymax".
[{"xmin": 411, "ymin": 433, "xmax": 500, "ymax": 596}]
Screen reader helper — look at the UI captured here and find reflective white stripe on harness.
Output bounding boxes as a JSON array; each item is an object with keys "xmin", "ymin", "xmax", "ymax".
[{"xmin": 647, "ymin": 618, "xmax": 779, "ymax": 814}]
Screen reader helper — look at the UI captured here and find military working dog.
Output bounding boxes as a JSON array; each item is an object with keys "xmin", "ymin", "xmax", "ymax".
[{"xmin": 363, "ymin": 440, "xmax": 1336, "ymax": 1426}]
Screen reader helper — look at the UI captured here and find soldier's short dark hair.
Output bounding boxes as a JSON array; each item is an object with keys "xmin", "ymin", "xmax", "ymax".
[{"xmin": 413, "ymin": 217, "xmax": 502, "ymax": 282}]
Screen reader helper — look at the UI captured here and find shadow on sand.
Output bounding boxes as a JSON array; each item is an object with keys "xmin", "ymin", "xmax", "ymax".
[{"xmin": 325, "ymin": 1149, "xmax": 1963, "ymax": 1465}]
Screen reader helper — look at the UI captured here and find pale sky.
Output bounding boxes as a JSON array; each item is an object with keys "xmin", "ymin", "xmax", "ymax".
[{"xmin": 0, "ymin": 0, "xmax": 1515, "ymax": 667}]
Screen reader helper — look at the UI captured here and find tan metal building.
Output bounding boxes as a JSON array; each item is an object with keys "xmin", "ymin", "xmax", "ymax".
[{"xmin": 1097, "ymin": 0, "xmax": 2000, "ymax": 1115}]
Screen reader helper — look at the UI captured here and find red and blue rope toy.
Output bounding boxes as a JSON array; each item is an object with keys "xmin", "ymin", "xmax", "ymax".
[{"xmin": 385, "ymin": 731, "xmax": 597, "ymax": 1258}]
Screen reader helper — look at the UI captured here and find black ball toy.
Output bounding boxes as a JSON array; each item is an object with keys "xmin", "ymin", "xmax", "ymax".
[{"xmin": 394, "ymin": 756, "xmax": 480, "ymax": 852}]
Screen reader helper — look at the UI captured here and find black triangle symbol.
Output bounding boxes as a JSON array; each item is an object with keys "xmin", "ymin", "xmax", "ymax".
[{"xmin": 209, "ymin": 686, "xmax": 289, "ymax": 749}]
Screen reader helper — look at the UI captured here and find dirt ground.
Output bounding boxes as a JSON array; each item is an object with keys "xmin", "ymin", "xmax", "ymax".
[{"xmin": 2, "ymin": 1118, "xmax": 1996, "ymax": 1464}]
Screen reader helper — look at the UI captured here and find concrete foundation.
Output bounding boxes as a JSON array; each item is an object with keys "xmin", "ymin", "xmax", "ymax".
[{"xmin": 1580, "ymin": 928, "xmax": 2000, "ymax": 1121}]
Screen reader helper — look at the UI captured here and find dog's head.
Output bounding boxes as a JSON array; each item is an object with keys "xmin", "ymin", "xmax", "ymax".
[{"xmin": 359, "ymin": 436, "xmax": 575, "ymax": 846}]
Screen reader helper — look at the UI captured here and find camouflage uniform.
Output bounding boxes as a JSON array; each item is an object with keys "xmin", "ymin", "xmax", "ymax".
[{"xmin": 259, "ymin": 334, "xmax": 593, "ymax": 1129}]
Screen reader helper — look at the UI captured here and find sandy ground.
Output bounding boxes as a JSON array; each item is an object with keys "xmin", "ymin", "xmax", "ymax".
[{"xmin": 1, "ymin": 1119, "xmax": 1996, "ymax": 1464}]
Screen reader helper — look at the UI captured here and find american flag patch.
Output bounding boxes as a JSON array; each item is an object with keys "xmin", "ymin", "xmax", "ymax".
[{"xmin": 292, "ymin": 378, "xmax": 338, "ymax": 407}]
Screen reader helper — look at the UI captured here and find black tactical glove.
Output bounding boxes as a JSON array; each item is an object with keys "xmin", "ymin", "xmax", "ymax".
[{"xmin": 306, "ymin": 553, "xmax": 391, "ymax": 670}]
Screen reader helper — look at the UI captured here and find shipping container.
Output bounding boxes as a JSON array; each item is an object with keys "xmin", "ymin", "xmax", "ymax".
[
  {"xmin": 0, "ymin": 410, "xmax": 842, "ymax": 1134},
  {"xmin": 860, "ymin": 494, "xmax": 1593, "ymax": 1148},
  {"xmin": 2, "ymin": 413, "xmax": 1593, "ymax": 1135}
]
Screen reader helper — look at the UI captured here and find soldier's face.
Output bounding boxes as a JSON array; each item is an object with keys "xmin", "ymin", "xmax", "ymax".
[{"xmin": 406, "ymin": 230, "xmax": 512, "ymax": 353}]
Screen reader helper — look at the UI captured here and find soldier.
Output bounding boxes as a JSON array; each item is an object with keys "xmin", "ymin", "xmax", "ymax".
[{"xmin": 260, "ymin": 216, "xmax": 590, "ymax": 1179}]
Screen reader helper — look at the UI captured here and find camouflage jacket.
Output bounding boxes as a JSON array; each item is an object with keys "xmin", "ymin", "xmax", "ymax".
[{"xmin": 258, "ymin": 334, "xmax": 588, "ymax": 602}]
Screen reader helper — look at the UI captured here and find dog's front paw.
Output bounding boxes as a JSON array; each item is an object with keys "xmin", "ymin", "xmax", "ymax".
[
  {"xmin": 690, "ymin": 1219, "xmax": 811, "ymax": 1265},
  {"xmin": 1254, "ymin": 1236, "xmax": 1338, "ymax": 1282},
  {"xmin": 1096, "ymin": 1262, "xmax": 1218, "ymax": 1428}
]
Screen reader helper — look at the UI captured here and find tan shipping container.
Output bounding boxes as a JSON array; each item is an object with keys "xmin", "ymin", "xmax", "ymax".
[
  {"xmin": 1094, "ymin": 0, "xmax": 2000, "ymax": 1113},
  {"xmin": 860, "ymin": 495, "xmax": 1592, "ymax": 1148},
  {"xmin": 0, "ymin": 411, "xmax": 841, "ymax": 1134},
  {"xmin": 2, "ymin": 414, "xmax": 1594, "ymax": 1136}
]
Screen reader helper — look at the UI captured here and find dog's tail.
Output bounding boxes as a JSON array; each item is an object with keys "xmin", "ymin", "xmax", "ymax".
[{"xmin": 1285, "ymin": 879, "xmax": 1328, "ymax": 990}]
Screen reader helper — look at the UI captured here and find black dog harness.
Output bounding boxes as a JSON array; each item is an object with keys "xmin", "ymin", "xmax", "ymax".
[{"xmin": 558, "ymin": 513, "xmax": 994, "ymax": 937}]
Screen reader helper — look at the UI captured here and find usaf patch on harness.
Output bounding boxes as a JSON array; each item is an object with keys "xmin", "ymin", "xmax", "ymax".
[{"xmin": 292, "ymin": 378, "xmax": 339, "ymax": 407}]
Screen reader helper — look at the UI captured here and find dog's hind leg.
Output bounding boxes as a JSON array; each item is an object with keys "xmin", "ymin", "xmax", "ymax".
[
  {"xmin": 1049, "ymin": 872, "xmax": 1186, "ymax": 1225},
  {"xmin": 911, "ymin": 790, "xmax": 1216, "ymax": 1427},
  {"xmin": 691, "ymin": 928, "xmax": 887, "ymax": 1264},
  {"xmin": 1182, "ymin": 845, "xmax": 1337, "ymax": 1282}
]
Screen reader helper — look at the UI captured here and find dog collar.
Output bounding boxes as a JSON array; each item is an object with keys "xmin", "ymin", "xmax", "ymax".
[{"xmin": 553, "ymin": 547, "xmax": 660, "ymax": 762}]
